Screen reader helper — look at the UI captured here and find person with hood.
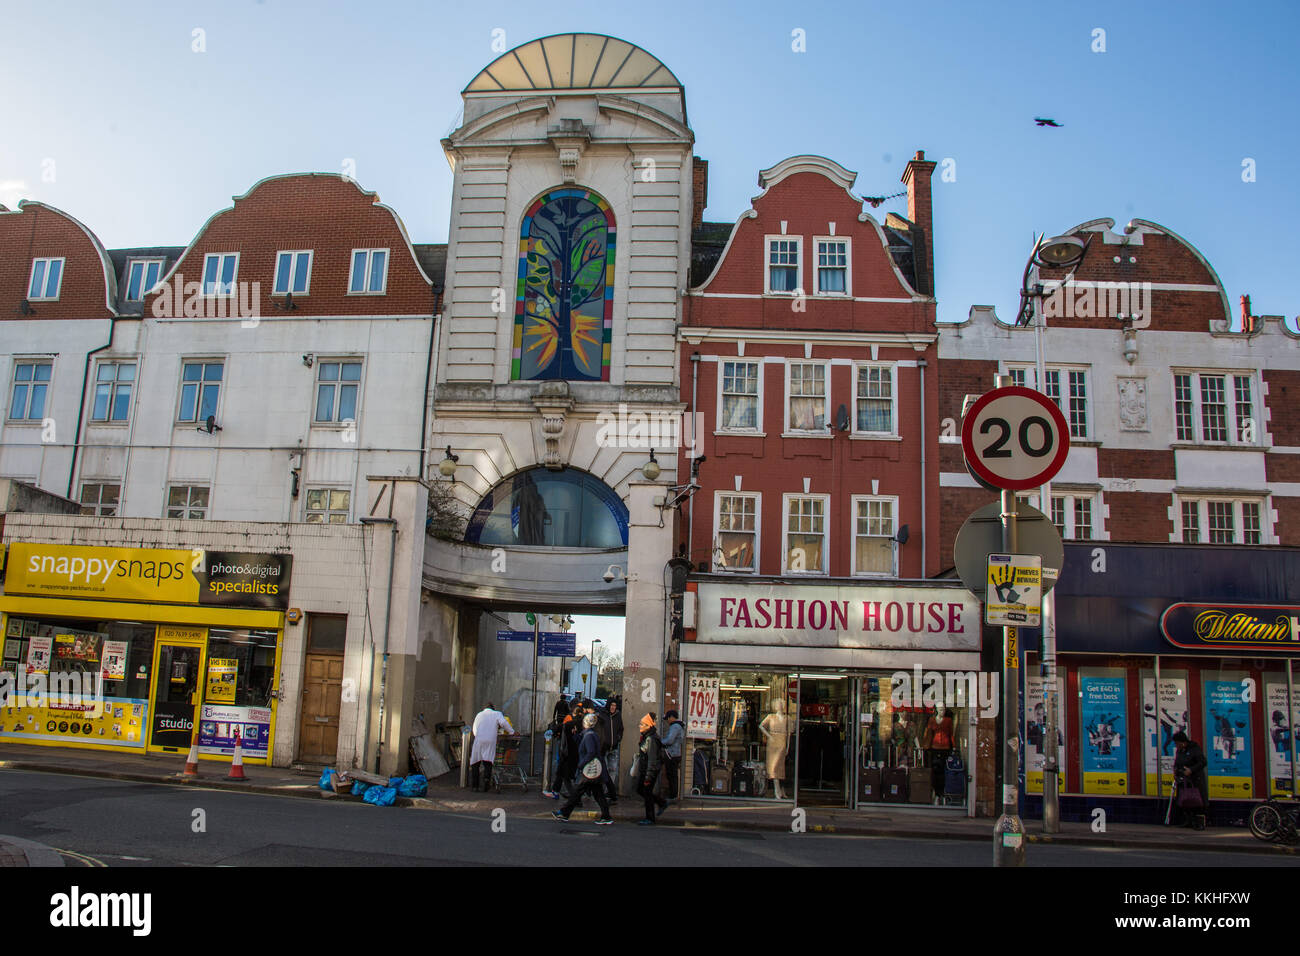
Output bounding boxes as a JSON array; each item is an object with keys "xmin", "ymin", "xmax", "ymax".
[
  {"xmin": 551, "ymin": 712, "xmax": 613, "ymax": 825},
  {"xmin": 548, "ymin": 700, "xmax": 582, "ymax": 799},
  {"xmin": 608, "ymin": 697, "xmax": 625, "ymax": 772},
  {"xmin": 634, "ymin": 712, "xmax": 665, "ymax": 825},
  {"xmin": 660, "ymin": 710, "xmax": 684, "ymax": 803},
  {"xmin": 469, "ymin": 702, "xmax": 515, "ymax": 793},
  {"xmin": 1172, "ymin": 730, "xmax": 1209, "ymax": 830}
]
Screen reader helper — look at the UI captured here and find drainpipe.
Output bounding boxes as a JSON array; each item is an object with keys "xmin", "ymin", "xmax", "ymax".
[
  {"xmin": 417, "ymin": 288, "xmax": 442, "ymax": 480},
  {"xmin": 917, "ymin": 357, "xmax": 928, "ymax": 578},
  {"xmin": 688, "ymin": 352, "xmax": 701, "ymax": 559},
  {"xmin": 66, "ymin": 317, "xmax": 118, "ymax": 499},
  {"xmin": 360, "ymin": 483, "xmax": 398, "ymax": 774}
]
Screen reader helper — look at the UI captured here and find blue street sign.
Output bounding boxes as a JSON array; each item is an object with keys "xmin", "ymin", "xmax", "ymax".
[
  {"xmin": 496, "ymin": 630, "xmax": 533, "ymax": 642},
  {"xmin": 539, "ymin": 633, "xmax": 577, "ymax": 658}
]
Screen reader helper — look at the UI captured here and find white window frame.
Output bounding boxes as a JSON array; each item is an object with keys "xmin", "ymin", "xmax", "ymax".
[
  {"xmin": 176, "ymin": 358, "xmax": 226, "ymax": 425},
  {"xmin": 851, "ymin": 362, "xmax": 898, "ymax": 437},
  {"xmin": 813, "ymin": 236, "xmax": 851, "ymax": 297},
  {"xmin": 712, "ymin": 491, "xmax": 761, "ymax": 573},
  {"xmin": 783, "ymin": 360, "xmax": 830, "ymax": 436},
  {"xmin": 1007, "ymin": 363, "xmax": 1090, "ymax": 440},
  {"xmin": 8, "ymin": 358, "xmax": 53, "ymax": 422},
  {"xmin": 1175, "ymin": 496, "xmax": 1268, "ymax": 545},
  {"xmin": 165, "ymin": 484, "xmax": 210, "ymax": 519},
  {"xmin": 1050, "ymin": 492, "xmax": 1099, "ymax": 541},
  {"xmin": 273, "ymin": 249, "xmax": 314, "ymax": 296},
  {"xmin": 313, "ymin": 358, "xmax": 364, "ymax": 426},
  {"xmin": 850, "ymin": 494, "xmax": 898, "ymax": 577},
  {"xmin": 764, "ymin": 235, "xmax": 802, "ymax": 296},
  {"xmin": 782, "ymin": 493, "xmax": 830, "ymax": 576},
  {"xmin": 27, "ymin": 257, "xmax": 65, "ymax": 301},
  {"xmin": 304, "ymin": 487, "xmax": 352, "ymax": 524},
  {"xmin": 201, "ymin": 253, "xmax": 240, "ymax": 297},
  {"xmin": 79, "ymin": 481, "xmax": 122, "ymax": 517},
  {"xmin": 90, "ymin": 359, "xmax": 138, "ymax": 424},
  {"xmin": 716, "ymin": 359, "xmax": 763, "ymax": 434},
  {"xmin": 1172, "ymin": 370, "xmax": 1259, "ymax": 446},
  {"xmin": 124, "ymin": 258, "xmax": 165, "ymax": 302},
  {"xmin": 348, "ymin": 248, "xmax": 389, "ymax": 295}
]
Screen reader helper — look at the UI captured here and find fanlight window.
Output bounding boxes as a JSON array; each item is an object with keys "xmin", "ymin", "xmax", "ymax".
[{"xmin": 465, "ymin": 468, "xmax": 628, "ymax": 548}]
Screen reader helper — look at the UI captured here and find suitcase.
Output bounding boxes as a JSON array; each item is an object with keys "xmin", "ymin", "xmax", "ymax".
[
  {"xmin": 742, "ymin": 760, "xmax": 768, "ymax": 797},
  {"xmin": 860, "ymin": 765, "xmax": 883, "ymax": 802},
  {"xmin": 731, "ymin": 764, "xmax": 757, "ymax": 796},
  {"xmin": 710, "ymin": 764, "xmax": 732, "ymax": 795},
  {"xmin": 692, "ymin": 749, "xmax": 711, "ymax": 795},
  {"xmin": 944, "ymin": 751, "xmax": 967, "ymax": 800},
  {"xmin": 883, "ymin": 766, "xmax": 910, "ymax": 802},
  {"xmin": 908, "ymin": 764, "xmax": 931, "ymax": 804}
]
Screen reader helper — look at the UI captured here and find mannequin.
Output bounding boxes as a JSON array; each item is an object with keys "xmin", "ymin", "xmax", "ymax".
[
  {"xmin": 922, "ymin": 706, "xmax": 955, "ymax": 805},
  {"xmin": 759, "ymin": 702, "xmax": 793, "ymax": 799}
]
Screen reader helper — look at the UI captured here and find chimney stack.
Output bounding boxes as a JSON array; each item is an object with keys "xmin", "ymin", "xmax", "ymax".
[
  {"xmin": 692, "ymin": 156, "xmax": 708, "ymax": 230},
  {"xmin": 901, "ymin": 150, "xmax": 937, "ymax": 297},
  {"xmin": 1240, "ymin": 294, "xmax": 1255, "ymax": 332}
]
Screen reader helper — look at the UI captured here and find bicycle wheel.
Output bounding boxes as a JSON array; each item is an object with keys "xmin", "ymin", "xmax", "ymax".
[{"xmin": 1249, "ymin": 802, "xmax": 1282, "ymax": 842}]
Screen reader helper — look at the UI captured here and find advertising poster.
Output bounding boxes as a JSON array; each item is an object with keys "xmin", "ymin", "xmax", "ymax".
[
  {"xmin": 1025, "ymin": 675, "xmax": 1066, "ymax": 794},
  {"xmin": 5, "ymin": 617, "xmax": 22, "ymax": 637},
  {"xmin": 1143, "ymin": 677, "xmax": 1188, "ymax": 796},
  {"xmin": 206, "ymin": 658, "xmax": 238, "ymax": 703},
  {"xmin": 1203, "ymin": 679, "xmax": 1253, "ymax": 799},
  {"xmin": 686, "ymin": 675, "xmax": 719, "ymax": 739},
  {"xmin": 3, "ymin": 639, "xmax": 22, "ymax": 661},
  {"xmin": 1265, "ymin": 682, "xmax": 1298, "ymax": 795},
  {"xmin": 100, "ymin": 640, "xmax": 128, "ymax": 681},
  {"xmin": 55, "ymin": 632, "xmax": 102, "ymax": 661},
  {"xmin": 197, "ymin": 704, "xmax": 271, "ymax": 758},
  {"xmin": 26, "ymin": 636, "xmax": 52, "ymax": 676},
  {"xmin": 1081, "ymin": 675, "xmax": 1128, "ymax": 794},
  {"xmin": 0, "ymin": 697, "xmax": 146, "ymax": 747}
]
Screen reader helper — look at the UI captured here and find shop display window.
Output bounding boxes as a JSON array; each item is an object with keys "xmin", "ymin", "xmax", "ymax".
[
  {"xmin": 685, "ymin": 670, "xmax": 793, "ymax": 800},
  {"xmin": 858, "ymin": 674, "xmax": 968, "ymax": 807},
  {"xmin": 205, "ymin": 629, "xmax": 279, "ymax": 707}
]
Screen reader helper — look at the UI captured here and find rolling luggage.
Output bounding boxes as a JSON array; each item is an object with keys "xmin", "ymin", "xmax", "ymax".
[
  {"xmin": 883, "ymin": 766, "xmax": 910, "ymax": 802},
  {"xmin": 908, "ymin": 762, "xmax": 932, "ymax": 804},
  {"xmin": 944, "ymin": 750, "xmax": 967, "ymax": 801},
  {"xmin": 731, "ymin": 763, "xmax": 757, "ymax": 796},
  {"xmin": 692, "ymin": 748, "xmax": 712, "ymax": 795},
  {"xmin": 710, "ymin": 763, "xmax": 733, "ymax": 795},
  {"xmin": 860, "ymin": 765, "xmax": 883, "ymax": 802}
]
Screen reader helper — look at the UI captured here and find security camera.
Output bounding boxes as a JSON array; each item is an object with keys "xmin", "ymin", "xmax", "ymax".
[{"xmin": 603, "ymin": 568, "xmax": 615, "ymax": 583}]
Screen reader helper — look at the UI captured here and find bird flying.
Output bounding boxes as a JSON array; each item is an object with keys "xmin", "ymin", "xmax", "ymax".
[{"xmin": 1035, "ymin": 118, "xmax": 1063, "ymax": 127}]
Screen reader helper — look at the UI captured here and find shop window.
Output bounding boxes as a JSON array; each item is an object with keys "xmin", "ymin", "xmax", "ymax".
[
  {"xmin": 1199, "ymin": 664, "xmax": 1257, "ymax": 801},
  {"xmin": 684, "ymin": 670, "xmax": 793, "ymax": 800},
  {"xmin": 713, "ymin": 492, "xmax": 758, "ymax": 572},
  {"xmin": 858, "ymin": 674, "xmax": 968, "ymax": 807},
  {"xmin": 1139, "ymin": 668, "xmax": 1189, "ymax": 797},
  {"xmin": 79, "ymin": 482, "xmax": 121, "ymax": 516},
  {"xmin": 719, "ymin": 360, "xmax": 760, "ymax": 431},
  {"xmin": 305, "ymin": 487, "xmax": 350, "ymax": 523},
  {"xmin": 1078, "ymin": 667, "xmax": 1131, "ymax": 796},
  {"xmin": 783, "ymin": 494, "xmax": 827, "ymax": 574},
  {"xmin": 166, "ymin": 484, "xmax": 209, "ymax": 519},
  {"xmin": 91, "ymin": 361, "xmax": 136, "ymax": 423},
  {"xmin": 9, "ymin": 360, "xmax": 52, "ymax": 421},
  {"xmin": 205, "ymin": 628, "xmax": 279, "ymax": 708}
]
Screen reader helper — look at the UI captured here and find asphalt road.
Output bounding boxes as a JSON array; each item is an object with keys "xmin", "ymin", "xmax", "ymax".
[{"xmin": 1, "ymin": 769, "xmax": 1292, "ymax": 868}]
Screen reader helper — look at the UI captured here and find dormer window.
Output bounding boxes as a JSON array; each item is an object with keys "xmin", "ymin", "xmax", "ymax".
[
  {"xmin": 27, "ymin": 258, "xmax": 64, "ymax": 301},
  {"xmin": 202, "ymin": 253, "xmax": 239, "ymax": 296},
  {"xmin": 125, "ymin": 260, "xmax": 164, "ymax": 301},
  {"xmin": 349, "ymin": 249, "xmax": 388, "ymax": 294},
  {"xmin": 274, "ymin": 250, "xmax": 313, "ymax": 296},
  {"xmin": 766, "ymin": 237, "xmax": 800, "ymax": 293}
]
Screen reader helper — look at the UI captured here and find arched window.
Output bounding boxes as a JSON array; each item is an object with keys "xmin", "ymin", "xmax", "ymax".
[
  {"xmin": 465, "ymin": 468, "xmax": 628, "ymax": 548},
  {"xmin": 513, "ymin": 188, "xmax": 615, "ymax": 381}
]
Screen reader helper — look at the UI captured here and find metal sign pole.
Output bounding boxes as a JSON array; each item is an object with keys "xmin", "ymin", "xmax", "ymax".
[
  {"xmin": 1035, "ymin": 302, "xmax": 1061, "ymax": 835},
  {"xmin": 995, "ymin": 486, "xmax": 1026, "ymax": 865},
  {"xmin": 530, "ymin": 614, "xmax": 539, "ymax": 777}
]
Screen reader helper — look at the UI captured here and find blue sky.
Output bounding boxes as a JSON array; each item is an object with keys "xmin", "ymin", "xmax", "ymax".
[{"xmin": 3, "ymin": 1, "xmax": 1296, "ymax": 328}]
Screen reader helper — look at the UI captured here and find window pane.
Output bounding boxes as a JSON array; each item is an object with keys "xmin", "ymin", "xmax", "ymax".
[
  {"xmin": 1181, "ymin": 501, "xmax": 1200, "ymax": 543},
  {"xmin": 306, "ymin": 489, "xmax": 326, "ymax": 510},
  {"xmin": 179, "ymin": 383, "xmax": 197, "ymax": 421},
  {"xmin": 316, "ymin": 384, "xmax": 335, "ymax": 421},
  {"xmin": 117, "ymin": 364, "xmax": 135, "ymax": 382},
  {"xmin": 294, "ymin": 252, "xmax": 310, "ymax": 293},
  {"xmin": 29, "ymin": 260, "xmax": 46, "ymax": 298},
  {"xmin": 127, "ymin": 263, "xmax": 143, "ymax": 300},
  {"xmin": 220, "ymin": 255, "xmax": 237, "ymax": 292},
  {"xmin": 190, "ymin": 487, "xmax": 209, "ymax": 508},
  {"xmin": 855, "ymin": 536, "xmax": 892, "ymax": 575},
  {"xmin": 111, "ymin": 384, "xmax": 131, "ymax": 421},
  {"xmin": 145, "ymin": 261, "xmax": 162, "ymax": 290},
  {"xmin": 722, "ymin": 394, "xmax": 757, "ymax": 429},
  {"xmin": 102, "ymin": 484, "xmax": 120, "ymax": 505},
  {"xmin": 28, "ymin": 383, "xmax": 46, "ymax": 418},
  {"xmin": 199, "ymin": 383, "xmax": 219, "ymax": 421},
  {"xmin": 350, "ymin": 251, "xmax": 367, "ymax": 291},
  {"xmin": 1234, "ymin": 376, "xmax": 1253, "ymax": 442},
  {"xmin": 341, "ymin": 362, "xmax": 361, "ymax": 382},
  {"xmin": 33, "ymin": 363, "xmax": 50, "ymax": 382},
  {"xmin": 1207, "ymin": 500, "xmax": 1234, "ymax": 544},
  {"xmin": 81, "ymin": 484, "xmax": 100, "ymax": 504},
  {"xmin": 368, "ymin": 251, "xmax": 386, "ymax": 291},
  {"xmin": 10, "ymin": 384, "xmax": 28, "ymax": 419},
  {"xmin": 1242, "ymin": 503, "xmax": 1262, "ymax": 544},
  {"xmin": 168, "ymin": 487, "xmax": 188, "ymax": 507},
  {"xmin": 92, "ymin": 384, "xmax": 110, "ymax": 420},
  {"xmin": 16, "ymin": 364, "xmax": 34, "ymax": 383},
  {"xmin": 203, "ymin": 255, "xmax": 219, "ymax": 293},
  {"xmin": 43, "ymin": 260, "xmax": 61, "ymax": 297},
  {"xmin": 329, "ymin": 489, "xmax": 350, "ymax": 511},
  {"xmin": 338, "ymin": 384, "xmax": 357, "ymax": 421},
  {"xmin": 319, "ymin": 362, "xmax": 339, "ymax": 382},
  {"xmin": 204, "ymin": 364, "xmax": 222, "ymax": 382},
  {"xmin": 1200, "ymin": 376, "xmax": 1227, "ymax": 442},
  {"xmin": 97, "ymin": 364, "xmax": 116, "ymax": 382},
  {"xmin": 1074, "ymin": 498, "xmax": 1093, "ymax": 540},
  {"xmin": 770, "ymin": 265, "xmax": 796, "ymax": 292},
  {"xmin": 183, "ymin": 363, "xmax": 202, "ymax": 382},
  {"xmin": 275, "ymin": 253, "xmax": 292, "ymax": 294}
]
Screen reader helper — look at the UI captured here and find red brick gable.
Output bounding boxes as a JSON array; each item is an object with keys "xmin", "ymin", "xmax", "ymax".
[
  {"xmin": 145, "ymin": 174, "xmax": 435, "ymax": 319},
  {"xmin": 0, "ymin": 202, "xmax": 115, "ymax": 320}
]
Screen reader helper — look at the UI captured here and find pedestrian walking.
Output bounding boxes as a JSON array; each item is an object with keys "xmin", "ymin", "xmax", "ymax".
[
  {"xmin": 1172, "ymin": 730, "xmax": 1209, "ymax": 830},
  {"xmin": 469, "ymin": 702, "xmax": 515, "ymax": 792},
  {"xmin": 660, "ymin": 709, "xmax": 684, "ymax": 803},
  {"xmin": 634, "ymin": 712, "xmax": 666, "ymax": 825},
  {"xmin": 552, "ymin": 713, "xmax": 614, "ymax": 825}
]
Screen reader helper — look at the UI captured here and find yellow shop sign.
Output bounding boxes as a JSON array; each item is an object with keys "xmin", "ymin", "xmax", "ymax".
[{"xmin": 6, "ymin": 543, "xmax": 199, "ymax": 604}]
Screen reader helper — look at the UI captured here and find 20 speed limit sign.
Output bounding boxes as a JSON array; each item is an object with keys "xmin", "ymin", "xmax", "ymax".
[{"xmin": 961, "ymin": 386, "xmax": 1071, "ymax": 491}]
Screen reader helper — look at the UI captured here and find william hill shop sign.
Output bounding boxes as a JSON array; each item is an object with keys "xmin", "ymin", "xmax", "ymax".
[
  {"xmin": 5, "ymin": 543, "xmax": 291, "ymax": 610},
  {"xmin": 1161, "ymin": 602, "xmax": 1300, "ymax": 653}
]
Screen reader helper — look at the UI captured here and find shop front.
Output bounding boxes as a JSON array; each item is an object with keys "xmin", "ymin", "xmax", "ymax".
[
  {"xmin": 680, "ymin": 578, "xmax": 985, "ymax": 811},
  {"xmin": 1021, "ymin": 543, "xmax": 1300, "ymax": 824},
  {"xmin": 0, "ymin": 542, "xmax": 290, "ymax": 764}
]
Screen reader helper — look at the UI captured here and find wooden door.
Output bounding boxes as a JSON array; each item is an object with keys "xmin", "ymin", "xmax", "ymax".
[{"xmin": 298, "ymin": 653, "xmax": 344, "ymax": 762}]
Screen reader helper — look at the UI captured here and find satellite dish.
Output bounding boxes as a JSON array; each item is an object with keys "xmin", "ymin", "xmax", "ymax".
[
  {"xmin": 893, "ymin": 524, "xmax": 910, "ymax": 545},
  {"xmin": 835, "ymin": 403, "xmax": 850, "ymax": 432}
]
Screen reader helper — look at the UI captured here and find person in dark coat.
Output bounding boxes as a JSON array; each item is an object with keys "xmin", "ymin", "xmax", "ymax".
[
  {"xmin": 660, "ymin": 710, "xmax": 684, "ymax": 802},
  {"xmin": 552, "ymin": 713, "xmax": 613, "ymax": 824},
  {"xmin": 1172, "ymin": 731, "xmax": 1209, "ymax": 830},
  {"xmin": 634, "ymin": 712, "xmax": 666, "ymax": 825}
]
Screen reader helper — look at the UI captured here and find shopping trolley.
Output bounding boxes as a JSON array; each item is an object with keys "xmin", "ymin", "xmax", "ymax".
[{"xmin": 493, "ymin": 734, "xmax": 528, "ymax": 793}]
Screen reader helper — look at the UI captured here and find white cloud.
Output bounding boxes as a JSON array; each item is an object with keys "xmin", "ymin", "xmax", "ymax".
[{"xmin": 0, "ymin": 180, "xmax": 32, "ymax": 210}]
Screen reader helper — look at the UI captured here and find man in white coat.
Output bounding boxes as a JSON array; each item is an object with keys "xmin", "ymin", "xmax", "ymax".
[{"xmin": 470, "ymin": 702, "xmax": 515, "ymax": 792}]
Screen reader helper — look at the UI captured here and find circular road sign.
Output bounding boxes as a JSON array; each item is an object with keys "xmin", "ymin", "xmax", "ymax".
[{"xmin": 961, "ymin": 386, "xmax": 1071, "ymax": 491}]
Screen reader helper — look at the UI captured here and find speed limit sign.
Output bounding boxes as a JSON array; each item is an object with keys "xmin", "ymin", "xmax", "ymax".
[{"xmin": 961, "ymin": 386, "xmax": 1070, "ymax": 491}]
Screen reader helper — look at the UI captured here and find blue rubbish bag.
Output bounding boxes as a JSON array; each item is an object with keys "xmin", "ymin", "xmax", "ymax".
[
  {"xmin": 352, "ymin": 781, "xmax": 371, "ymax": 797},
  {"xmin": 398, "ymin": 774, "xmax": 428, "ymax": 798},
  {"xmin": 363, "ymin": 785, "xmax": 398, "ymax": 807},
  {"xmin": 388, "ymin": 776, "xmax": 404, "ymax": 789},
  {"xmin": 319, "ymin": 768, "xmax": 334, "ymax": 791}
]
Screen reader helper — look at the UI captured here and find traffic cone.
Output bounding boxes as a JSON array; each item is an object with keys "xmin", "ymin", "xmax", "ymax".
[
  {"xmin": 226, "ymin": 730, "xmax": 247, "ymax": 781},
  {"xmin": 182, "ymin": 724, "xmax": 201, "ymax": 778}
]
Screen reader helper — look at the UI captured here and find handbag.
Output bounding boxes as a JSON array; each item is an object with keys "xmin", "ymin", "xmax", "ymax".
[
  {"xmin": 581, "ymin": 758, "xmax": 602, "ymax": 780},
  {"xmin": 1176, "ymin": 778, "xmax": 1204, "ymax": 810}
]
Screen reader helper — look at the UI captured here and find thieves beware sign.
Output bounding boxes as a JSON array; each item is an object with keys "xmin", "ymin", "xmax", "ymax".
[{"xmin": 985, "ymin": 554, "xmax": 1042, "ymax": 627}]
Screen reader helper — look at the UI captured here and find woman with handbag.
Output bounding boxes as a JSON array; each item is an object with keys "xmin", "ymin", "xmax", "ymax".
[
  {"xmin": 552, "ymin": 713, "xmax": 613, "ymax": 825},
  {"xmin": 633, "ymin": 712, "xmax": 665, "ymax": 826},
  {"xmin": 1172, "ymin": 731, "xmax": 1209, "ymax": 830}
]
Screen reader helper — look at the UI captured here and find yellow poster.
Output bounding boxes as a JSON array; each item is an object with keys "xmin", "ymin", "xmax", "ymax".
[
  {"xmin": 0, "ymin": 696, "xmax": 146, "ymax": 748},
  {"xmin": 206, "ymin": 659, "xmax": 237, "ymax": 703}
]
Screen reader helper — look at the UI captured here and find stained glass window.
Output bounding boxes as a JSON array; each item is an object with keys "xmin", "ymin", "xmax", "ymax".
[{"xmin": 513, "ymin": 188, "xmax": 615, "ymax": 381}]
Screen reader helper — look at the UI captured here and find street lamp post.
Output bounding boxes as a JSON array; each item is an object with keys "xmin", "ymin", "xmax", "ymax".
[{"xmin": 590, "ymin": 639, "xmax": 602, "ymax": 697}]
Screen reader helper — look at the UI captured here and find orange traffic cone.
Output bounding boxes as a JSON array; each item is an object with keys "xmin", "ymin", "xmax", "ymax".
[
  {"xmin": 182, "ymin": 724, "xmax": 201, "ymax": 778},
  {"xmin": 226, "ymin": 730, "xmax": 247, "ymax": 781}
]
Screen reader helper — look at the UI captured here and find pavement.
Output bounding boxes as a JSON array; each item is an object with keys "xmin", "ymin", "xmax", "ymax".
[{"xmin": 0, "ymin": 742, "xmax": 1293, "ymax": 860}]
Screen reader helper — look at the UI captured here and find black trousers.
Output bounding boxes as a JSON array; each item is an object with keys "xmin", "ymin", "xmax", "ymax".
[
  {"xmin": 663, "ymin": 756, "xmax": 681, "ymax": 800},
  {"xmin": 636, "ymin": 779, "xmax": 662, "ymax": 821},
  {"xmin": 471, "ymin": 760, "xmax": 493, "ymax": 792},
  {"xmin": 929, "ymin": 749, "xmax": 950, "ymax": 798},
  {"xmin": 560, "ymin": 779, "xmax": 610, "ymax": 819}
]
